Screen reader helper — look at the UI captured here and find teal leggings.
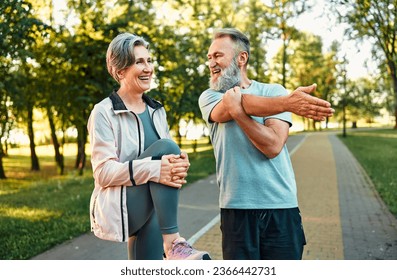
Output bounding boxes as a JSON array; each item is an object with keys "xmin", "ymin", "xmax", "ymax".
[{"xmin": 126, "ymin": 139, "xmax": 181, "ymax": 260}]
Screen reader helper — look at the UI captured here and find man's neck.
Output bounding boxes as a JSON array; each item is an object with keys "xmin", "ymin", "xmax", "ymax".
[{"xmin": 240, "ymin": 77, "xmax": 252, "ymax": 89}]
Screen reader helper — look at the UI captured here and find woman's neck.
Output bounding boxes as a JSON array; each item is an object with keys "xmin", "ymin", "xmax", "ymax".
[{"xmin": 117, "ymin": 88, "xmax": 146, "ymax": 113}]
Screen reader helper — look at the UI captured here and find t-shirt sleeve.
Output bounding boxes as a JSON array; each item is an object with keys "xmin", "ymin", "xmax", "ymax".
[
  {"xmin": 198, "ymin": 89, "xmax": 223, "ymax": 124},
  {"xmin": 263, "ymin": 84, "xmax": 292, "ymax": 126}
]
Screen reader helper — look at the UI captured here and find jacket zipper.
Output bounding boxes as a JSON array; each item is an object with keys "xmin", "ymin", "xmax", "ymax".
[
  {"xmin": 91, "ymin": 195, "xmax": 97, "ymax": 228},
  {"xmin": 120, "ymin": 185, "xmax": 125, "ymax": 242}
]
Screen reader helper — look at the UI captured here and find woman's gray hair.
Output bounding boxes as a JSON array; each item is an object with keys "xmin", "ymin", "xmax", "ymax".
[
  {"xmin": 106, "ymin": 32, "xmax": 150, "ymax": 83},
  {"xmin": 213, "ymin": 28, "xmax": 250, "ymax": 63}
]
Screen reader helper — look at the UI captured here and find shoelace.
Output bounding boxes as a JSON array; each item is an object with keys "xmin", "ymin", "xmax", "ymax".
[{"xmin": 171, "ymin": 241, "xmax": 194, "ymax": 257}]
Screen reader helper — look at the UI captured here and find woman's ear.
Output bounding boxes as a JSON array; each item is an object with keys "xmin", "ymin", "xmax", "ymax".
[{"xmin": 117, "ymin": 69, "xmax": 125, "ymax": 80}]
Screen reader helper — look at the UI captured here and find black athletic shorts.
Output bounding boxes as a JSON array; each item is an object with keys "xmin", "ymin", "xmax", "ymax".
[{"xmin": 221, "ymin": 208, "xmax": 306, "ymax": 260}]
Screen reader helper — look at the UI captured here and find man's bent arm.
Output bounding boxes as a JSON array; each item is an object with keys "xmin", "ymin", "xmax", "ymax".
[{"xmin": 221, "ymin": 87, "xmax": 289, "ymax": 158}]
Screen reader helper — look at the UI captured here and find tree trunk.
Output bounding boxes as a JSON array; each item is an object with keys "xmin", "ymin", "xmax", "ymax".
[
  {"xmin": 386, "ymin": 59, "xmax": 397, "ymax": 129},
  {"xmin": 176, "ymin": 123, "xmax": 182, "ymax": 148},
  {"xmin": 75, "ymin": 124, "xmax": 87, "ymax": 175},
  {"xmin": 47, "ymin": 107, "xmax": 64, "ymax": 175},
  {"xmin": 0, "ymin": 146, "xmax": 6, "ymax": 179},
  {"xmin": 342, "ymin": 100, "xmax": 347, "ymax": 137},
  {"xmin": 27, "ymin": 107, "xmax": 40, "ymax": 171},
  {"xmin": 282, "ymin": 35, "xmax": 287, "ymax": 88},
  {"xmin": 392, "ymin": 70, "xmax": 397, "ymax": 129}
]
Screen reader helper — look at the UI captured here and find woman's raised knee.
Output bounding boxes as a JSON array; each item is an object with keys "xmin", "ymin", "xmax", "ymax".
[{"xmin": 152, "ymin": 139, "xmax": 180, "ymax": 156}]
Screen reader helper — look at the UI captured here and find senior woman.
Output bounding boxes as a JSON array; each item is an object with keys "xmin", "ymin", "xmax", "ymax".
[{"xmin": 87, "ymin": 32, "xmax": 210, "ymax": 260}]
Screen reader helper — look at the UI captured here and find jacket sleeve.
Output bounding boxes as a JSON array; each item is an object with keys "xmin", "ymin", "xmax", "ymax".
[{"xmin": 87, "ymin": 105, "xmax": 161, "ymax": 188}]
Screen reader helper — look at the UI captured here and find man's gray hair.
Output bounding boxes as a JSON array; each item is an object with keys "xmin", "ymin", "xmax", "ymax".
[
  {"xmin": 213, "ymin": 28, "xmax": 250, "ymax": 62},
  {"xmin": 106, "ymin": 32, "xmax": 150, "ymax": 83}
]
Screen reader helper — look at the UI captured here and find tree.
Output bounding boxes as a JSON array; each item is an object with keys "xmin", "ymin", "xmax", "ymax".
[
  {"xmin": 331, "ymin": 0, "xmax": 397, "ymax": 128},
  {"xmin": 10, "ymin": 62, "xmax": 41, "ymax": 171},
  {"xmin": 0, "ymin": 92, "xmax": 12, "ymax": 179},
  {"xmin": 286, "ymin": 32, "xmax": 327, "ymax": 130},
  {"xmin": 63, "ymin": 0, "xmax": 113, "ymax": 175},
  {"xmin": 242, "ymin": 0, "xmax": 274, "ymax": 83},
  {"xmin": 264, "ymin": 0, "xmax": 311, "ymax": 87},
  {"xmin": 351, "ymin": 78, "xmax": 385, "ymax": 126},
  {"xmin": 0, "ymin": 0, "xmax": 48, "ymax": 174}
]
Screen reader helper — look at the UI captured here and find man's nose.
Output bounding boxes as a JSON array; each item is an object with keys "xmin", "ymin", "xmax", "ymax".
[{"xmin": 208, "ymin": 59, "xmax": 216, "ymax": 68}]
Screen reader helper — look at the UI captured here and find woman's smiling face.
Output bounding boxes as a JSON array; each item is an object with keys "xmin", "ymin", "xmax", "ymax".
[{"xmin": 119, "ymin": 45, "xmax": 154, "ymax": 93}]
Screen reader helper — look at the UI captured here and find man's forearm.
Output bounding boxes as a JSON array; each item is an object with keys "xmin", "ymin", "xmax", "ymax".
[{"xmin": 241, "ymin": 94, "xmax": 287, "ymax": 117}]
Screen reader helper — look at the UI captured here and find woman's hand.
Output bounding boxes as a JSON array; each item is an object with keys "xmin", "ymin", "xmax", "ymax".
[
  {"xmin": 159, "ymin": 153, "xmax": 190, "ymax": 188},
  {"xmin": 172, "ymin": 152, "xmax": 189, "ymax": 180}
]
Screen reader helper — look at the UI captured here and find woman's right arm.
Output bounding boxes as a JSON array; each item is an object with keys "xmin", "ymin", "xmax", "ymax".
[
  {"xmin": 88, "ymin": 106, "xmax": 134, "ymax": 188},
  {"xmin": 88, "ymin": 106, "xmax": 184, "ymax": 188}
]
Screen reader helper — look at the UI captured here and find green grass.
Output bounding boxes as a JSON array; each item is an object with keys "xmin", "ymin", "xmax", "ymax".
[
  {"xmin": 0, "ymin": 174, "xmax": 94, "ymax": 259},
  {"xmin": 183, "ymin": 149, "xmax": 216, "ymax": 184},
  {"xmin": 0, "ymin": 143, "xmax": 216, "ymax": 260},
  {"xmin": 0, "ymin": 148, "xmax": 95, "ymax": 260},
  {"xmin": 338, "ymin": 128, "xmax": 397, "ymax": 217}
]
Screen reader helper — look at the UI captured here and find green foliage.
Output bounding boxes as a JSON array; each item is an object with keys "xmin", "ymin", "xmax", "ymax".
[
  {"xmin": 330, "ymin": 0, "xmax": 397, "ymax": 128},
  {"xmin": 287, "ymin": 32, "xmax": 324, "ymax": 92},
  {"xmin": 0, "ymin": 0, "xmax": 48, "ymax": 59},
  {"xmin": 338, "ymin": 129, "xmax": 397, "ymax": 217}
]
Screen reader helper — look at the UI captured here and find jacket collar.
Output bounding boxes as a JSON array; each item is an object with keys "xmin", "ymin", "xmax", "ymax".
[{"xmin": 109, "ymin": 90, "xmax": 163, "ymax": 111}]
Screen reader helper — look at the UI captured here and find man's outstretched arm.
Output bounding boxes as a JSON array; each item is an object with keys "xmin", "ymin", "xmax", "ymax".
[{"xmin": 210, "ymin": 84, "xmax": 334, "ymax": 123}]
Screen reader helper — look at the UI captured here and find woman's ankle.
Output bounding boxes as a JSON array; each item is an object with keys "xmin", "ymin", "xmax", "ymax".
[{"xmin": 163, "ymin": 233, "xmax": 182, "ymax": 253}]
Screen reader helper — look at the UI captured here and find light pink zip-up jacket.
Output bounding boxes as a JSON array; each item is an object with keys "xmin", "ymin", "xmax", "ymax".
[{"xmin": 87, "ymin": 91, "xmax": 172, "ymax": 242}]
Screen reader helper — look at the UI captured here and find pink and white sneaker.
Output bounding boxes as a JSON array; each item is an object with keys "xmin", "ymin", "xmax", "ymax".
[{"xmin": 164, "ymin": 237, "xmax": 211, "ymax": 260}]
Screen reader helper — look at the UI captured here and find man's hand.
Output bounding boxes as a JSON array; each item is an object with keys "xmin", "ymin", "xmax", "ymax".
[
  {"xmin": 287, "ymin": 84, "xmax": 334, "ymax": 121},
  {"xmin": 222, "ymin": 86, "xmax": 245, "ymax": 118}
]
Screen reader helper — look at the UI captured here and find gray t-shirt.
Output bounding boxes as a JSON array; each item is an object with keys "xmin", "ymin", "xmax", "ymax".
[{"xmin": 198, "ymin": 81, "xmax": 298, "ymax": 209}]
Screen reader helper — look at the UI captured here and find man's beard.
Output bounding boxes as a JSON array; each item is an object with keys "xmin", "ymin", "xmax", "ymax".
[{"xmin": 209, "ymin": 57, "xmax": 241, "ymax": 92}]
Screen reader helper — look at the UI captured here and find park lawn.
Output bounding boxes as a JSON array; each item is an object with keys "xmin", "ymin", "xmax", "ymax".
[
  {"xmin": 0, "ymin": 151, "xmax": 94, "ymax": 260},
  {"xmin": 0, "ymin": 143, "xmax": 216, "ymax": 260},
  {"xmin": 338, "ymin": 128, "xmax": 397, "ymax": 217}
]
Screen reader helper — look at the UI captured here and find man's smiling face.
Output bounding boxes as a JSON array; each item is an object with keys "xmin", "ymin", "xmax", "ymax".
[{"xmin": 207, "ymin": 36, "xmax": 241, "ymax": 92}]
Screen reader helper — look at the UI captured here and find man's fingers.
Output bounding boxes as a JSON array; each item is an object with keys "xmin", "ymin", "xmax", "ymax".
[
  {"xmin": 304, "ymin": 93, "xmax": 332, "ymax": 108},
  {"xmin": 305, "ymin": 111, "xmax": 326, "ymax": 121},
  {"xmin": 310, "ymin": 104, "xmax": 335, "ymax": 114},
  {"xmin": 297, "ymin": 83, "xmax": 317, "ymax": 94}
]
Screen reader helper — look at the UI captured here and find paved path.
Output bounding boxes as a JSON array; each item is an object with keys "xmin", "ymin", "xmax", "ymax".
[{"xmin": 32, "ymin": 132, "xmax": 397, "ymax": 260}]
